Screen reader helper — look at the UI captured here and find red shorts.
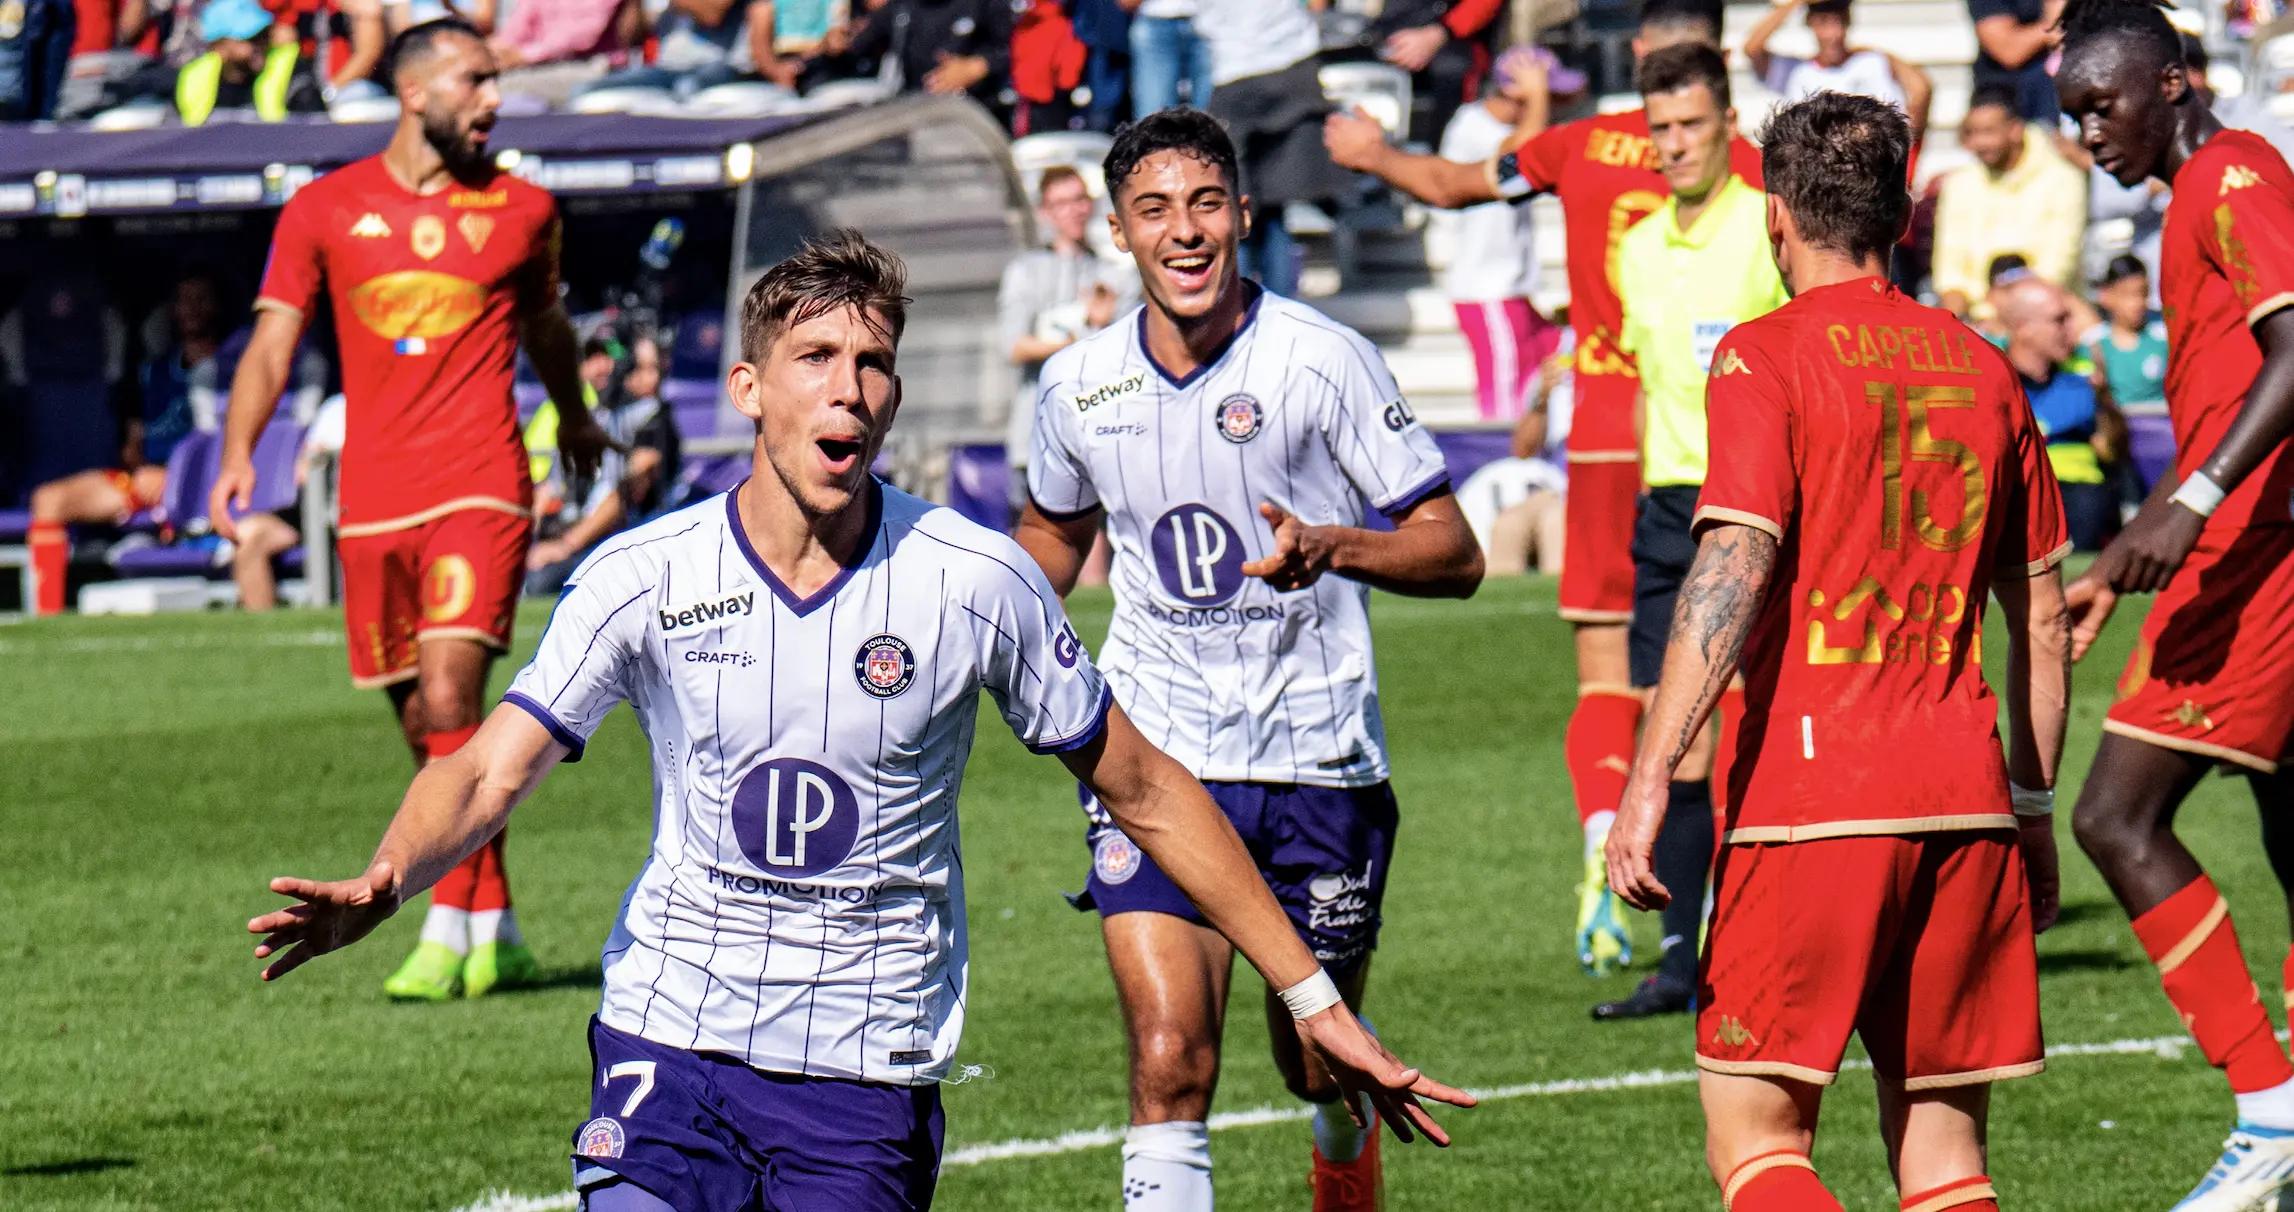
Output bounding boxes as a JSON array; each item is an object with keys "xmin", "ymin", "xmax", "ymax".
[
  {"xmin": 339, "ymin": 505, "xmax": 529, "ymax": 688},
  {"xmin": 2107, "ymin": 525, "xmax": 2294, "ymax": 771},
  {"xmin": 1559, "ymin": 375, "xmax": 1640, "ymax": 624},
  {"xmin": 1697, "ymin": 832, "xmax": 2043, "ymax": 1089}
]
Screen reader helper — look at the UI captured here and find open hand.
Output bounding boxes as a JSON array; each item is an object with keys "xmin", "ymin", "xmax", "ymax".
[
  {"xmin": 924, "ymin": 52, "xmax": 989, "ymax": 95},
  {"xmin": 1604, "ymin": 774, "xmax": 1670, "ymax": 910},
  {"xmin": 1379, "ymin": 24, "xmax": 1446, "ymax": 73},
  {"xmin": 1240, "ymin": 502, "xmax": 1334, "ymax": 591},
  {"xmin": 247, "ymin": 860, "xmax": 401, "ymax": 982},
  {"xmin": 1293, "ymin": 1009, "xmax": 1476, "ymax": 1145},
  {"xmin": 208, "ymin": 456, "xmax": 258, "ymax": 543},
  {"xmin": 556, "ymin": 410, "xmax": 623, "ymax": 483},
  {"xmin": 2064, "ymin": 572, "xmax": 2118, "ymax": 663},
  {"xmin": 2097, "ymin": 496, "xmax": 2205, "ymax": 594}
]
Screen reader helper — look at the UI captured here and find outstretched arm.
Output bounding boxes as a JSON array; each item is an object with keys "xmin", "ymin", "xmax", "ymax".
[
  {"xmin": 247, "ymin": 709, "xmax": 566, "ymax": 981},
  {"xmin": 1606, "ymin": 523, "xmax": 1778, "ymax": 908},
  {"xmin": 1061, "ymin": 706, "xmax": 1477, "ymax": 1143},
  {"xmin": 1323, "ymin": 109, "xmax": 1504, "ymax": 209}
]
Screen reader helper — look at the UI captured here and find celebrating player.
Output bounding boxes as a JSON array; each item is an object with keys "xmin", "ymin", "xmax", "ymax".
[
  {"xmin": 1606, "ymin": 93, "xmax": 2072, "ymax": 1211},
  {"xmin": 1015, "ymin": 110, "xmax": 1483, "ymax": 1211},
  {"xmin": 244, "ymin": 231, "xmax": 1471, "ymax": 1212},
  {"xmin": 1324, "ymin": 0, "xmax": 1758, "ymax": 981},
  {"xmin": 213, "ymin": 18, "xmax": 614, "ymax": 1001},
  {"xmin": 2054, "ymin": 1, "xmax": 2294, "ymax": 1205}
]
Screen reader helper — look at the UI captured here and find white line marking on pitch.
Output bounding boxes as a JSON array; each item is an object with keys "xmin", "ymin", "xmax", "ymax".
[
  {"xmin": 444, "ymin": 1032, "xmax": 2196, "ymax": 1212},
  {"xmin": 0, "ymin": 629, "xmax": 339, "ymax": 656}
]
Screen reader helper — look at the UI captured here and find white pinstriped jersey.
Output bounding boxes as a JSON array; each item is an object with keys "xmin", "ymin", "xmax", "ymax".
[
  {"xmin": 504, "ymin": 481, "xmax": 1110, "ymax": 1085},
  {"xmin": 1027, "ymin": 289, "xmax": 1450, "ymax": 788}
]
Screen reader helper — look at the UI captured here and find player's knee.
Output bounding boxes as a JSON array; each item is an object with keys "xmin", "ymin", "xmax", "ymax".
[
  {"xmin": 415, "ymin": 677, "xmax": 480, "ymax": 734},
  {"xmin": 29, "ymin": 481, "xmax": 67, "ymax": 521},
  {"xmin": 2071, "ymin": 793, "xmax": 2152, "ymax": 869},
  {"xmin": 1131, "ymin": 1025, "xmax": 1219, "ymax": 1111}
]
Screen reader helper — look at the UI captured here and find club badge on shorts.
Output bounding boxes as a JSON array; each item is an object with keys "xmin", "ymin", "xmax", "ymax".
[
  {"xmin": 853, "ymin": 633, "xmax": 916, "ymax": 699},
  {"xmin": 578, "ymin": 1117, "xmax": 626, "ymax": 1159},
  {"xmin": 1093, "ymin": 829, "xmax": 1142, "ymax": 885},
  {"xmin": 1216, "ymin": 394, "xmax": 1263, "ymax": 443}
]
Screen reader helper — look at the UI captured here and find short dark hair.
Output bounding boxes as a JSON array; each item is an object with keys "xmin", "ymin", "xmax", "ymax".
[
  {"xmin": 1987, "ymin": 252, "xmax": 2031, "ymax": 284},
  {"xmin": 1807, "ymin": 0, "xmax": 1853, "ymax": 16},
  {"xmin": 1103, "ymin": 108, "xmax": 1239, "ymax": 202},
  {"xmin": 1758, "ymin": 92, "xmax": 1911, "ymax": 261},
  {"xmin": 1638, "ymin": 0, "xmax": 1723, "ymax": 41},
  {"xmin": 1635, "ymin": 42, "xmax": 1731, "ymax": 111},
  {"xmin": 2101, "ymin": 253, "xmax": 2150, "ymax": 285},
  {"xmin": 581, "ymin": 335, "xmax": 616, "ymax": 362},
  {"xmin": 1966, "ymin": 83, "xmax": 2022, "ymax": 119},
  {"xmin": 385, "ymin": 16, "xmax": 485, "ymax": 86},
  {"xmin": 738, "ymin": 228, "xmax": 911, "ymax": 362},
  {"xmin": 2058, "ymin": 0, "xmax": 2182, "ymax": 66},
  {"xmin": 2180, "ymin": 30, "xmax": 2208, "ymax": 71}
]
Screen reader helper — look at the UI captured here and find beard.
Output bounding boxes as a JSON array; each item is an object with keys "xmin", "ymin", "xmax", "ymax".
[{"xmin": 422, "ymin": 106, "xmax": 489, "ymax": 175}]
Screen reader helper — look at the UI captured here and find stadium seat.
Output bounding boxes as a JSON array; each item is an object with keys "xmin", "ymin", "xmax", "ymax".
[
  {"xmin": 1318, "ymin": 62, "xmax": 1413, "ymax": 144},
  {"xmin": 569, "ymin": 86, "xmax": 682, "ymax": 117},
  {"xmin": 86, "ymin": 101, "xmax": 171, "ymax": 131},
  {"xmin": 329, "ymin": 94, "xmax": 402, "ymax": 124},
  {"xmin": 110, "ymin": 432, "xmax": 222, "ymax": 578},
  {"xmin": 787, "ymin": 77, "xmax": 898, "ymax": 113},
  {"xmin": 663, "ymin": 378, "xmax": 723, "ymax": 441},
  {"xmin": 683, "ymin": 81, "xmax": 800, "ymax": 118}
]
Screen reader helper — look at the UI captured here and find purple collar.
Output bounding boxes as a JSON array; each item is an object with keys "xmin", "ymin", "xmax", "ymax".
[{"xmin": 723, "ymin": 477, "xmax": 883, "ymax": 618}]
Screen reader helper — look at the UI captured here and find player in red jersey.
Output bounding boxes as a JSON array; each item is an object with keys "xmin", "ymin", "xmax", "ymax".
[
  {"xmin": 212, "ymin": 18, "xmax": 613, "ymax": 1002},
  {"xmin": 2054, "ymin": 1, "xmax": 2294, "ymax": 1205},
  {"xmin": 1325, "ymin": 0, "xmax": 1762, "ymax": 1002},
  {"xmin": 1606, "ymin": 93, "xmax": 2071, "ymax": 1212}
]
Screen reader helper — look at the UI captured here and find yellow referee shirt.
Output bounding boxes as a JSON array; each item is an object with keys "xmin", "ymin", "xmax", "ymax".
[{"xmin": 1617, "ymin": 174, "xmax": 1789, "ymax": 487}]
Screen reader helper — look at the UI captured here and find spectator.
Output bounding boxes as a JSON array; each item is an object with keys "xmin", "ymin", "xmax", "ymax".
[
  {"xmin": 1966, "ymin": 0, "xmax": 2058, "ymax": 121},
  {"xmin": 1070, "ymin": 0, "xmax": 1128, "ymax": 129},
  {"xmin": 1998, "ymin": 276, "xmax": 2121, "ymax": 550},
  {"xmin": 1743, "ymin": 0, "xmax": 1931, "ymax": 145},
  {"xmin": 1931, "ymin": 84, "xmax": 2085, "ymax": 318},
  {"xmin": 21, "ymin": 270, "xmax": 222, "ymax": 618},
  {"xmin": 0, "ymin": 0, "xmax": 77, "ymax": 118},
  {"xmin": 487, "ymin": 0, "xmax": 633, "ymax": 105},
  {"xmin": 1195, "ymin": 0, "xmax": 1351, "ymax": 295},
  {"xmin": 1007, "ymin": 0, "xmax": 1086, "ymax": 131},
  {"xmin": 818, "ymin": 0, "xmax": 1012, "ymax": 110},
  {"xmin": 746, "ymin": 0, "xmax": 835, "ymax": 88},
  {"xmin": 1124, "ymin": 0, "xmax": 1208, "ymax": 114},
  {"xmin": 582, "ymin": 0, "xmax": 758, "ymax": 99},
  {"xmin": 173, "ymin": 0, "xmax": 323, "ymax": 123},
  {"xmin": 1474, "ymin": 344, "xmax": 1572, "ymax": 575},
  {"xmin": 1368, "ymin": 0, "xmax": 1499, "ymax": 146},
  {"xmin": 2089, "ymin": 254, "xmax": 2165, "ymax": 422},
  {"xmin": 1000, "ymin": 165, "xmax": 1138, "ymax": 504},
  {"xmin": 525, "ymin": 335, "xmax": 679, "ymax": 594},
  {"xmin": 1433, "ymin": 45, "xmax": 1566, "ymax": 420},
  {"xmin": 2184, "ymin": 32, "xmax": 2294, "ymax": 165}
]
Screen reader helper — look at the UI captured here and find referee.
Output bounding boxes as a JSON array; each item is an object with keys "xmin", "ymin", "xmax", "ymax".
[{"xmin": 1596, "ymin": 42, "xmax": 1791, "ymax": 1020}]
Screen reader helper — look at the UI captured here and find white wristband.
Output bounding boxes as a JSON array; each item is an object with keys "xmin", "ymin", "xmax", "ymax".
[
  {"xmin": 2010, "ymin": 782, "xmax": 2055, "ymax": 818},
  {"xmin": 1278, "ymin": 969, "xmax": 1343, "ymax": 1020},
  {"xmin": 2170, "ymin": 472, "xmax": 2227, "ymax": 518}
]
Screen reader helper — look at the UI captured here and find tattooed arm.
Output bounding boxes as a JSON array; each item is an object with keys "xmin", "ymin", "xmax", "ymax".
[{"xmin": 1604, "ymin": 523, "xmax": 1779, "ymax": 910}]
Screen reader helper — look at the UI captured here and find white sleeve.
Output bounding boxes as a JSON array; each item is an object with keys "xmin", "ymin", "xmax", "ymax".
[
  {"xmin": 1025, "ymin": 366, "xmax": 1101, "ymax": 518},
  {"xmin": 1316, "ymin": 333, "xmax": 1452, "ymax": 517},
  {"xmin": 501, "ymin": 551, "xmax": 651, "ymax": 761},
  {"xmin": 972, "ymin": 538, "xmax": 1112, "ymax": 754}
]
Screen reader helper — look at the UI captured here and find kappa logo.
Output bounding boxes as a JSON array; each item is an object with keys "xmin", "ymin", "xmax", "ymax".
[
  {"xmin": 2222, "ymin": 164, "xmax": 2262, "ymax": 195},
  {"xmin": 1071, "ymin": 372, "xmax": 1147, "ymax": 414},
  {"xmin": 350, "ymin": 212, "xmax": 392, "ymax": 239},
  {"xmin": 1712, "ymin": 1015, "xmax": 1759, "ymax": 1048},
  {"xmin": 1715, "ymin": 349, "xmax": 1751, "ymax": 376},
  {"xmin": 658, "ymin": 589, "xmax": 758, "ymax": 633}
]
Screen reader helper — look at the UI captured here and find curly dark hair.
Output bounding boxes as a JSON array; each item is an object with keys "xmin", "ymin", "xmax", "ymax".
[
  {"xmin": 2056, "ymin": 0, "xmax": 2181, "ymax": 65},
  {"xmin": 1758, "ymin": 92, "xmax": 1912, "ymax": 262},
  {"xmin": 1103, "ymin": 108, "xmax": 1239, "ymax": 203}
]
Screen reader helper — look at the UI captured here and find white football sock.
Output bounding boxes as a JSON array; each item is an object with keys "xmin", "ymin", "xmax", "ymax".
[
  {"xmin": 470, "ymin": 907, "xmax": 524, "ymax": 948},
  {"xmin": 1583, "ymin": 811, "xmax": 1616, "ymax": 858},
  {"xmin": 1313, "ymin": 1096, "xmax": 1369, "ymax": 1164},
  {"xmin": 419, "ymin": 904, "xmax": 470, "ymax": 954},
  {"xmin": 2237, "ymin": 1076, "xmax": 2294, "ymax": 1129},
  {"xmin": 1122, "ymin": 1121, "xmax": 1212, "ymax": 1210}
]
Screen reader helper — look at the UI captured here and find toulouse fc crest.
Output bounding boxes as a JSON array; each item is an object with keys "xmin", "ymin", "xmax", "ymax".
[
  {"xmin": 578, "ymin": 1117, "xmax": 626, "ymax": 1159},
  {"xmin": 853, "ymin": 633, "xmax": 916, "ymax": 699},
  {"xmin": 1216, "ymin": 393, "xmax": 1262, "ymax": 443}
]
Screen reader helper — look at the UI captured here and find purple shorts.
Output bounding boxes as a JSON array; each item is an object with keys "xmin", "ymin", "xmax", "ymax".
[
  {"xmin": 572, "ymin": 1019, "xmax": 944, "ymax": 1212},
  {"xmin": 1076, "ymin": 780, "xmax": 1399, "ymax": 973}
]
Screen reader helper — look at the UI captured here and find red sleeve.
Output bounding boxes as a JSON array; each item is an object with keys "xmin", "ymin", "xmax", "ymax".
[
  {"xmin": 516, "ymin": 208, "xmax": 564, "ymax": 316},
  {"xmin": 1729, "ymin": 136, "xmax": 1764, "ymax": 189},
  {"xmin": 256, "ymin": 191, "xmax": 326, "ymax": 317},
  {"xmin": 1441, "ymin": 0, "xmax": 1501, "ymax": 40},
  {"xmin": 1513, "ymin": 123, "xmax": 1576, "ymax": 194},
  {"xmin": 1994, "ymin": 374, "xmax": 2072, "ymax": 576},
  {"xmin": 1693, "ymin": 328, "xmax": 1795, "ymax": 539},
  {"xmin": 2203, "ymin": 155, "xmax": 2294, "ymax": 328}
]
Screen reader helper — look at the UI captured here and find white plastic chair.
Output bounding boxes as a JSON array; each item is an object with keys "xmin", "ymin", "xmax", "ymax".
[
  {"xmin": 1318, "ymin": 61, "xmax": 1412, "ymax": 143},
  {"xmin": 683, "ymin": 81, "xmax": 800, "ymax": 117},
  {"xmin": 569, "ymin": 85, "xmax": 683, "ymax": 116}
]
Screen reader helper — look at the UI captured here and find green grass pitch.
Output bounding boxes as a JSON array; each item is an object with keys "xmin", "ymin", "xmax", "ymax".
[{"xmin": 3, "ymin": 572, "xmax": 2287, "ymax": 1210}]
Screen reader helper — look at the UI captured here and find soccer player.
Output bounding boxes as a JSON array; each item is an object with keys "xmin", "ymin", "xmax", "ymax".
[
  {"xmin": 1324, "ymin": 0, "xmax": 1760, "ymax": 979},
  {"xmin": 212, "ymin": 18, "xmax": 615, "ymax": 1001},
  {"xmin": 244, "ymin": 231, "xmax": 1471, "ymax": 1212},
  {"xmin": 1607, "ymin": 92, "xmax": 2072, "ymax": 1212},
  {"xmin": 1015, "ymin": 109, "xmax": 1484, "ymax": 1211},
  {"xmin": 1604, "ymin": 42, "xmax": 1789, "ymax": 1020},
  {"xmin": 2054, "ymin": 1, "xmax": 2294, "ymax": 1204}
]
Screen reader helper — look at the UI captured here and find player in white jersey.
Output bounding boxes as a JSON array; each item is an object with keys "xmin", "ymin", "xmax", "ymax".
[
  {"xmin": 1015, "ymin": 111, "xmax": 1485, "ymax": 1212},
  {"xmin": 245, "ymin": 231, "xmax": 1472, "ymax": 1211}
]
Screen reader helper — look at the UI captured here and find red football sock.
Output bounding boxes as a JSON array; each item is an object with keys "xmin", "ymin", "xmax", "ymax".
[
  {"xmin": 2282, "ymin": 945, "xmax": 2294, "ymax": 1025},
  {"xmin": 2132, "ymin": 875, "xmax": 2293, "ymax": 1093},
  {"xmin": 1900, "ymin": 1176, "xmax": 1999, "ymax": 1212},
  {"xmin": 424, "ymin": 725, "xmax": 486, "ymax": 910},
  {"xmin": 1712, "ymin": 686, "xmax": 1745, "ymax": 825},
  {"xmin": 1723, "ymin": 1151, "xmax": 1841, "ymax": 1212},
  {"xmin": 1566, "ymin": 690, "xmax": 1641, "ymax": 827},
  {"xmin": 471, "ymin": 829, "xmax": 512, "ymax": 912},
  {"xmin": 29, "ymin": 520, "xmax": 67, "ymax": 616}
]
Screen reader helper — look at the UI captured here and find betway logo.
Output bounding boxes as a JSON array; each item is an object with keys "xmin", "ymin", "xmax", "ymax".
[
  {"xmin": 658, "ymin": 590, "xmax": 757, "ymax": 633},
  {"xmin": 1071, "ymin": 372, "xmax": 1146, "ymax": 414}
]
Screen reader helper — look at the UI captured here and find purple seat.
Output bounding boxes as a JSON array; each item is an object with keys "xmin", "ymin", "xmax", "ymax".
[
  {"xmin": 239, "ymin": 422, "xmax": 305, "ymax": 518},
  {"xmin": 663, "ymin": 379, "xmax": 723, "ymax": 440},
  {"xmin": 0, "ymin": 509, "xmax": 29, "ymax": 543},
  {"xmin": 946, "ymin": 444, "xmax": 1011, "ymax": 533},
  {"xmin": 112, "ymin": 433, "xmax": 222, "ymax": 576}
]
